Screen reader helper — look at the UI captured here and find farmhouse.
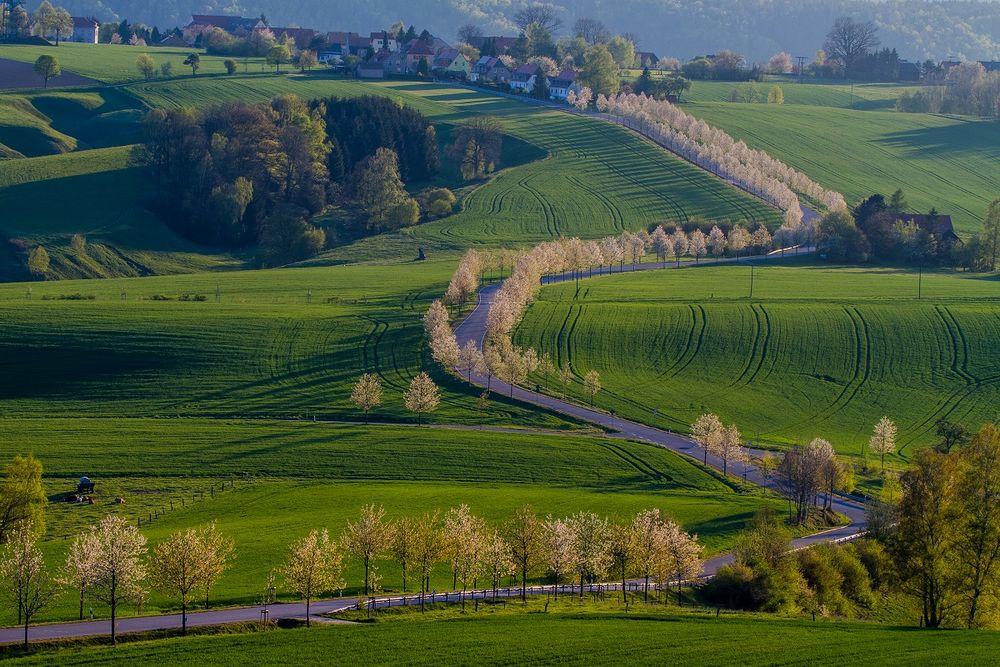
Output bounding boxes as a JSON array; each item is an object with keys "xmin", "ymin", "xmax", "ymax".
[
  {"xmin": 891, "ymin": 212, "xmax": 960, "ymax": 245},
  {"xmin": 548, "ymin": 70, "xmax": 579, "ymax": 101},
  {"xmin": 70, "ymin": 17, "xmax": 99, "ymax": 44},
  {"xmin": 358, "ymin": 58, "xmax": 387, "ymax": 78},
  {"xmin": 636, "ymin": 51, "xmax": 659, "ymax": 68},
  {"xmin": 433, "ymin": 48, "xmax": 470, "ymax": 78},
  {"xmin": 511, "ymin": 63, "xmax": 543, "ymax": 93},
  {"xmin": 470, "ymin": 56, "xmax": 512, "ymax": 83}
]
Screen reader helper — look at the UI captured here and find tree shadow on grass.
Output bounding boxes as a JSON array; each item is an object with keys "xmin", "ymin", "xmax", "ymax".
[{"xmin": 875, "ymin": 119, "xmax": 1000, "ymax": 158}]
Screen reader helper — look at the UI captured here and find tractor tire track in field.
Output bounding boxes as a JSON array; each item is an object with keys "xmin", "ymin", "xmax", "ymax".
[
  {"xmin": 709, "ymin": 304, "xmax": 773, "ymax": 403},
  {"xmin": 770, "ymin": 306, "xmax": 871, "ymax": 436},
  {"xmin": 567, "ymin": 175, "xmax": 625, "ymax": 232},
  {"xmin": 518, "ymin": 175, "xmax": 559, "ymax": 238},
  {"xmin": 900, "ymin": 308, "xmax": 1000, "ymax": 450},
  {"xmin": 594, "ymin": 440, "xmax": 671, "ymax": 485}
]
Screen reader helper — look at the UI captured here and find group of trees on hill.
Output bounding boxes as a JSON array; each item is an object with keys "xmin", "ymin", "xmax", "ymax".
[
  {"xmin": 897, "ymin": 63, "xmax": 1000, "ymax": 119},
  {"xmin": 142, "ymin": 94, "xmax": 445, "ymax": 264}
]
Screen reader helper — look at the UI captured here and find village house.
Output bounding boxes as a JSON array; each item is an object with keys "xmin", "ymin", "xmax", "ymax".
[
  {"xmin": 511, "ymin": 63, "xmax": 543, "ymax": 93},
  {"xmin": 548, "ymin": 69, "xmax": 579, "ymax": 101},
  {"xmin": 370, "ymin": 31, "xmax": 399, "ymax": 52},
  {"xmin": 433, "ymin": 48, "xmax": 470, "ymax": 78},
  {"xmin": 889, "ymin": 213, "xmax": 960, "ymax": 247},
  {"xmin": 635, "ymin": 51, "xmax": 659, "ymax": 68},
  {"xmin": 70, "ymin": 17, "xmax": 99, "ymax": 43}
]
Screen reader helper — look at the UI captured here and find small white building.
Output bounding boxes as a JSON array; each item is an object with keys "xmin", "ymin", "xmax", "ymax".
[
  {"xmin": 71, "ymin": 17, "xmax": 99, "ymax": 44},
  {"xmin": 549, "ymin": 70, "xmax": 579, "ymax": 101},
  {"xmin": 511, "ymin": 63, "xmax": 542, "ymax": 93},
  {"xmin": 369, "ymin": 31, "xmax": 399, "ymax": 53}
]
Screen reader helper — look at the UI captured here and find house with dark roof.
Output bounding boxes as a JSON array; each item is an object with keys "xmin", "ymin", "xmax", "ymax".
[
  {"xmin": 511, "ymin": 63, "xmax": 543, "ymax": 93},
  {"xmin": 635, "ymin": 51, "xmax": 659, "ymax": 68},
  {"xmin": 548, "ymin": 69, "xmax": 579, "ymax": 101},
  {"xmin": 403, "ymin": 40, "xmax": 435, "ymax": 72},
  {"xmin": 898, "ymin": 60, "xmax": 921, "ymax": 81},
  {"xmin": 348, "ymin": 36, "xmax": 373, "ymax": 56},
  {"xmin": 70, "ymin": 17, "xmax": 99, "ymax": 43},
  {"xmin": 157, "ymin": 34, "xmax": 188, "ymax": 48},
  {"xmin": 891, "ymin": 213, "xmax": 960, "ymax": 245},
  {"xmin": 980, "ymin": 61, "xmax": 1000, "ymax": 73}
]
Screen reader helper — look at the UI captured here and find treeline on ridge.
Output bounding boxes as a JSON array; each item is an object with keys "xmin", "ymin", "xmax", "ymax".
[{"xmin": 142, "ymin": 94, "xmax": 441, "ymax": 265}]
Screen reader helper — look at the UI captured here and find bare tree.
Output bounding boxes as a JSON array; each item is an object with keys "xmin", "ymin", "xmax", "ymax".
[
  {"xmin": 0, "ymin": 522, "xmax": 55, "ymax": 649},
  {"xmin": 350, "ymin": 373, "xmax": 383, "ymax": 424},
  {"xmin": 514, "ymin": 4, "xmax": 563, "ymax": 34},
  {"xmin": 824, "ymin": 17, "xmax": 880, "ymax": 78},
  {"xmin": 281, "ymin": 529, "xmax": 344, "ymax": 627},
  {"xmin": 457, "ymin": 24, "xmax": 483, "ymax": 45},
  {"xmin": 342, "ymin": 504, "xmax": 391, "ymax": 596},
  {"xmin": 85, "ymin": 515, "xmax": 148, "ymax": 645},
  {"xmin": 573, "ymin": 17, "xmax": 609, "ymax": 44}
]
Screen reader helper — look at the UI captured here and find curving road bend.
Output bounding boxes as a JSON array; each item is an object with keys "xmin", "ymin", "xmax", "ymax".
[{"xmin": 453, "ymin": 252, "xmax": 867, "ymax": 567}]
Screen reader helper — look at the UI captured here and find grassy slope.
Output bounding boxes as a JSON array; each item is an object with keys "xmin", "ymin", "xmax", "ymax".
[
  {"xmin": 683, "ymin": 78, "xmax": 924, "ymax": 110},
  {"xmin": 513, "ymin": 261, "xmax": 1000, "ymax": 457},
  {"xmin": 0, "ymin": 146, "xmax": 238, "ymax": 280},
  {"xmin": 1, "ymin": 420, "xmax": 783, "ymax": 622},
  {"xmin": 127, "ymin": 75, "xmax": 782, "ymax": 245},
  {"xmin": 683, "ymin": 100, "xmax": 1000, "ymax": 234},
  {"xmin": 7, "ymin": 604, "xmax": 999, "ymax": 665},
  {"xmin": 0, "ymin": 259, "xmax": 572, "ymax": 427},
  {"xmin": 0, "ymin": 44, "xmax": 267, "ymax": 85}
]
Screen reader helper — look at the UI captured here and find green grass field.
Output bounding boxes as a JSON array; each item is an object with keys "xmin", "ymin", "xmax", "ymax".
[
  {"xmin": 682, "ymin": 101, "xmax": 1000, "ymax": 234},
  {"xmin": 0, "ymin": 416, "xmax": 785, "ymax": 623},
  {"xmin": 7, "ymin": 602, "xmax": 999, "ymax": 665},
  {"xmin": 0, "ymin": 259, "xmax": 572, "ymax": 427},
  {"xmin": 513, "ymin": 260, "xmax": 1000, "ymax": 457},
  {"xmin": 683, "ymin": 78, "xmax": 924, "ymax": 110},
  {"xmin": 0, "ymin": 44, "xmax": 267, "ymax": 85}
]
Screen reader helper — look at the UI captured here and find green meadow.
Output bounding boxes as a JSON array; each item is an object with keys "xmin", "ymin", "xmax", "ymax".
[
  {"xmin": 0, "ymin": 417, "xmax": 784, "ymax": 623},
  {"xmin": 514, "ymin": 260, "xmax": 1000, "ymax": 457},
  {"xmin": 683, "ymin": 101, "xmax": 1000, "ymax": 234},
  {"xmin": 6, "ymin": 602, "xmax": 999, "ymax": 665}
]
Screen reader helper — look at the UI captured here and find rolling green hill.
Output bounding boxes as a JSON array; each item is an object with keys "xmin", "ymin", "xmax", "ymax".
[
  {"xmin": 513, "ymin": 261, "xmax": 1000, "ymax": 457},
  {"xmin": 682, "ymin": 101, "xmax": 1000, "ymax": 234}
]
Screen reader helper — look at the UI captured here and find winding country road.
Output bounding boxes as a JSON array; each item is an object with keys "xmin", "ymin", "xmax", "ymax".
[{"xmin": 452, "ymin": 251, "xmax": 867, "ymax": 561}]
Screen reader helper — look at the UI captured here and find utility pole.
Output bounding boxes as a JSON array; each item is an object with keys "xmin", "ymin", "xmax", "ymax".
[
  {"xmin": 796, "ymin": 56, "xmax": 807, "ymax": 83},
  {"xmin": 918, "ymin": 264, "xmax": 923, "ymax": 300}
]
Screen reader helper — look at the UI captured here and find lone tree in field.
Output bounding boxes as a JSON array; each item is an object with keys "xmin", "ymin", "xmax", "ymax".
[
  {"xmin": 341, "ymin": 504, "xmax": 391, "ymax": 596},
  {"xmin": 404, "ymin": 372, "xmax": 440, "ymax": 425},
  {"xmin": 824, "ymin": 17, "xmax": 879, "ymax": 79},
  {"xmin": 504, "ymin": 505, "xmax": 544, "ymax": 602},
  {"xmin": 870, "ymin": 416, "xmax": 898, "ymax": 473},
  {"xmin": 583, "ymin": 370, "xmax": 601, "ymax": 405},
  {"xmin": 266, "ymin": 44, "xmax": 291, "ymax": 72},
  {"xmin": 691, "ymin": 413, "xmax": 724, "ymax": 465},
  {"xmin": 85, "ymin": 515, "xmax": 148, "ymax": 645},
  {"xmin": 281, "ymin": 529, "xmax": 344, "ymax": 627},
  {"xmin": 32, "ymin": 55, "xmax": 60, "ymax": 88},
  {"xmin": 350, "ymin": 373, "xmax": 382, "ymax": 424},
  {"xmin": 0, "ymin": 454, "xmax": 47, "ymax": 546},
  {"xmin": 151, "ymin": 527, "xmax": 211, "ymax": 634},
  {"xmin": 136, "ymin": 54, "xmax": 156, "ymax": 80},
  {"xmin": 183, "ymin": 53, "xmax": 200, "ymax": 76},
  {"xmin": 0, "ymin": 522, "xmax": 55, "ymax": 650}
]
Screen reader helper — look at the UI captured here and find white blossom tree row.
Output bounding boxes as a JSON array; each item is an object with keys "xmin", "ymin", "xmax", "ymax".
[{"xmin": 594, "ymin": 92, "xmax": 846, "ymax": 228}]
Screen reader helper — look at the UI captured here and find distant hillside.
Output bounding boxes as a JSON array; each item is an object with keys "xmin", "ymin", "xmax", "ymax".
[{"xmin": 40, "ymin": 0, "xmax": 1000, "ymax": 62}]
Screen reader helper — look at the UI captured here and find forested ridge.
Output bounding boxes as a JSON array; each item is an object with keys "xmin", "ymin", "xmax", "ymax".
[{"xmin": 39, "ymin": 0, "xmax": 1000, "ymax": 61}]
